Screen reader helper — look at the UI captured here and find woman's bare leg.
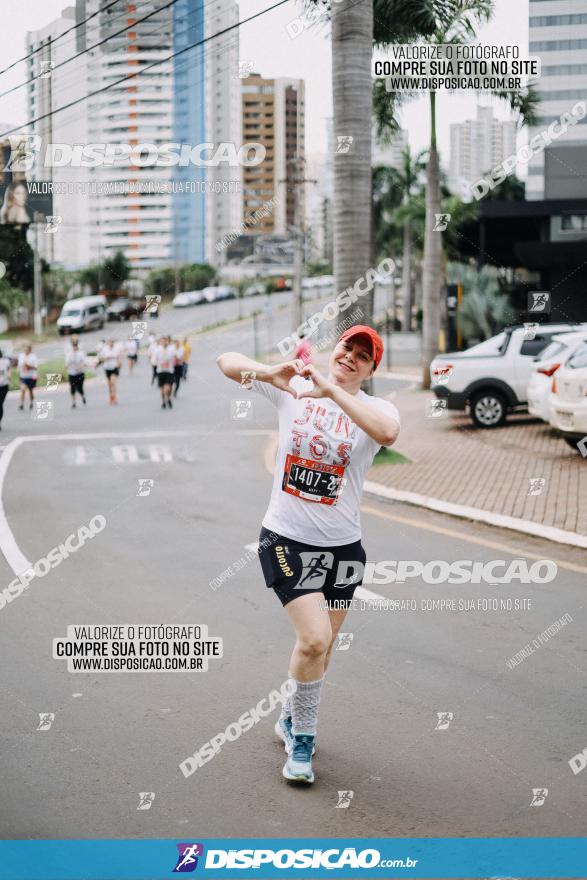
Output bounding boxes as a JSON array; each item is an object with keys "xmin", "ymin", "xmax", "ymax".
[{"xmin": 286, "ymin": 593, "xmax": 332, "ymax": 681}]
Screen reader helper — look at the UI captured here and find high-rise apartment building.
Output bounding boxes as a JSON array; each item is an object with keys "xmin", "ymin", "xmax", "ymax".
[
  {"xmin": 79, "ymin": 0, "xmax": 175, "ymax": 268},
  {"xmin": 527, "ymin": 0, "xmax": 587, "ymax": 199},
  {"xmin": 26, "ymin": 5, "xmax": 91, "ymax": 267},
  {"xmin": 241, "ymin": 74, "xmax": 305, "ymax": 236},
  {"xmin": 449, "ymin": 105, "xmax": 517, "ymax": 197},
  {"xmin": 27, "ymin": 0, "xmax": 241, "ymax": 270}
]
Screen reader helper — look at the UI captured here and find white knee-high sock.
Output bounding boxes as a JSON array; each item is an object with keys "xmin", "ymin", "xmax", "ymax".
[{"xmin": 291, "ymin": 677, "xmax": 324, "ymax": 736}]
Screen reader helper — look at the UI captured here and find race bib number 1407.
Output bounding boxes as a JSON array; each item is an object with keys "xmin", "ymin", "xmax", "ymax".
[{"xmin": 282, "ymin": 454, "xmax": 345, "ymax": 505}]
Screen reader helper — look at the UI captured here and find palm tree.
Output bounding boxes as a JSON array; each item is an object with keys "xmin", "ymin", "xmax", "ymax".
[
  {"xmin": 326, "ymin": 0, "xmax": 438, "ymax": 329},
  {"xmin": 331, "ymin": 0, "xmax": 374, "ymax": 322}
]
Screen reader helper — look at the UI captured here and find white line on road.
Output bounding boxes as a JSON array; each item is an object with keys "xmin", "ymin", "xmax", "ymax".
[
  {"xmin": 0, "ymin": 429, "xmax": 273, "ymax": 578},
  {"xmin": 0, "ymin": 437, "xmax": 30, "ymax": 575}
]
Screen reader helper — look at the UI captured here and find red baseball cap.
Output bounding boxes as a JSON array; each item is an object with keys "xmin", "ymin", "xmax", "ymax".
[{"xmin": 338, "ymin": 325, "xmax": 384, "ymax": 368}]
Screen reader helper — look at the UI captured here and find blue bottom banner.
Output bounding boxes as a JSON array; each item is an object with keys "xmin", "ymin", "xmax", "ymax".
[{"xmin": 0, "ymin": 838, "xmax": 585, "ymax": 879}]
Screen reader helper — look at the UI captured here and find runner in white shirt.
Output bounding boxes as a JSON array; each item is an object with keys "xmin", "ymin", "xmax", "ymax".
[
  {"xmin": 0, "ymin": 348, "xmax": 12, "ymax": 429},
  {"xmin": 18, "ymin": 344, "xmax": 39, "ymax": 411},
  {"xmin": 217, "ymin": 325, "xmax": 400, "ymax": 785},
  {"xmin": 66, "ymin": 339, "xmax": 87, "ymax": 408},
  {"xmin": 155, "ymin": 335, "xmax": 176, "ymax": 409},
  {"xmin": 98, "ymin": 338, "xmax": 122, "ymax": 405},
  {"xmin": 125, "ymin": 337, "xmax": 139, "ymax": 375}
]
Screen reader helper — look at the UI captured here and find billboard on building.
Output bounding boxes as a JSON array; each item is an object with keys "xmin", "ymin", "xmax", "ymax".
[{"xmin": 0, "ymin": 140, "xmax": 52, "ymax": 225}]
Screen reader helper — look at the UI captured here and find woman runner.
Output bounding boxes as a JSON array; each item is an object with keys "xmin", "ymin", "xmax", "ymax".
[
  {"xmin": 98, "ymin": 338, "xmax": 122, "ymax": 405},
  {"xmin": 155, "ymin": 335, "xmax": 176, "ymax": 409},
  {"xmin": 66, "ymin": 339, "xmax": 87, "ymax": 408},
  {"xmin": 18, "ymin": 343, "xmax": 38, "ymax": 411},
  {"xmin": 216, "ymin": 325, "xmax": 400, "ymax": 784}
]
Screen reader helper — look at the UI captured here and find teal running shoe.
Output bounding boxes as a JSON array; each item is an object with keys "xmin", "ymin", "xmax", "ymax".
[
  {"xmin": 282, "ymin": 734, "xmax": 315, "ymax": 784},
  {"xmin": 275, "ymin": 717, "xmax": 315, "ymax": 755}
]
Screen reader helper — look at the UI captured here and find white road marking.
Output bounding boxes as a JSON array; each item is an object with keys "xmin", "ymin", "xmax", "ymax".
[
  {"xmin": 0, "ymin": 437, "xmax": 31, "ymax": 574},
  {"xmin": 0, "ymin": 429, "xmax": 270, "ymax": 578}
]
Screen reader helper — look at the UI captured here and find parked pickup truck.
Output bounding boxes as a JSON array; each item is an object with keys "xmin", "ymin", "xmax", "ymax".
[{"xmin": 430, "ymin": 324, "xmax": 581, "ymax": 428}]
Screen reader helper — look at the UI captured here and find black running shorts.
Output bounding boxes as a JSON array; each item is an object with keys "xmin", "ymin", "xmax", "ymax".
[
  {"xmin": 157, "ymin": 371, "xmax": 173, "ymax": 387},
  {"xmin": 258, "ymin": 526, "xmax": 366, "ymax": 608}
]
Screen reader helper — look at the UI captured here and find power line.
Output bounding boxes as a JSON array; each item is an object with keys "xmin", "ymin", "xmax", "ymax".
[
  {"xmin": 0, "ymin": 0, "xmax": 121, "ymax": 79},
  {"xmin": 0, "ymin": 0, "xmax": 290, "ymax": 140},
  {"xmin": 0, "ymin": 29, "xmax": 242, "ymax": 148},
  {"xmin": 0, "ymin": 0, "xmax": 181, "ymax": 103},
  {"xmin": 0, "ymin": 7, "xmax": 216, "ymax": 121}
]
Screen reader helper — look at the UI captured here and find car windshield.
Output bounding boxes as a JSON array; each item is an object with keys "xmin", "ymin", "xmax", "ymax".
[
  {"xmin": 567, "ymin": 342, "xmax": 587, "ymax": 369},
  {"xmin": 62, "ymin": 308, "xmax": 80, "ymax": 316},
  {"xmin": 535, "ymin": 340, "xmax": 567, "ymax": 362}
]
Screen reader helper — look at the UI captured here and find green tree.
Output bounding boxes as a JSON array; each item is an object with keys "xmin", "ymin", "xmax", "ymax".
[
  {"xmin": 179, "ymin": 263, "xmax": 216, "ymax": 291},
  {"xmin": 0, "ymin": 279, "xmax": 28, "ymax": 316},
  {"xmin": 78, "ymin": 264, "xmax": 101, "ymax": 296},
  {"xmin": 449, "ymin": 262, "xmax": 514, "ymax": 342},
  {"xmin": 101, "ymin": 250, "xmax": 130, "ymax": 292},
  {"xmin": 0, "ymin": 225, "xmax": 34, "ymax": 291},
  {"xmin": 145, "ymin": 267, "xmax": 176, "ymax": 297},
  {"xmin": 305, "ymin": 260, "xmax": 333, "ymax": 277}
]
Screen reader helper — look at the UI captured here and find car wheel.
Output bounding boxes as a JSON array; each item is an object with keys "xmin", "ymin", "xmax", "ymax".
[{"xmin": 470, "ymin": 390, "xmax": 508, "ymax": 429}]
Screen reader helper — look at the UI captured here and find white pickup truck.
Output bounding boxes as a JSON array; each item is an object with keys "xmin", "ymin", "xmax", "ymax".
[{"xmin": 430, "ymin": 324, "xmax": 581, "ymax": 428}]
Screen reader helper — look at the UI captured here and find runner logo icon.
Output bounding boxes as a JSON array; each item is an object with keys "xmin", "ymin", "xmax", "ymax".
[
  {"xmin": 295, "ymin": 551, "xmax": 334, "ymax": 589},
  {"xmin": 173, "ymin": 843, "xmax": 204, "ymax": 872}
]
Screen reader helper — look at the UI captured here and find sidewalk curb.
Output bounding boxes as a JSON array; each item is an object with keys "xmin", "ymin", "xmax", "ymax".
[{"xmin": 363, "ymin": 480, "xmax": 587, "ymax": 550}]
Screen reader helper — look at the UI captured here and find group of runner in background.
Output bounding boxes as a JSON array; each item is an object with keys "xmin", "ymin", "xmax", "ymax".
[{"xmin": 0, "ymin": 333, "xmax": 192, "ymax": 428}]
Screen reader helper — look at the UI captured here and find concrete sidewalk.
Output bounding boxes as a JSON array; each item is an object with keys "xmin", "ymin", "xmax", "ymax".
[{"xmin": 369, "ymin": 379, "xmax": 587, "ymax": 547}]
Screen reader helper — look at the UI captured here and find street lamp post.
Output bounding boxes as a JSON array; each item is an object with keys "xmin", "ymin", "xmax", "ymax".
[{"xmin": 31, "ymin": 216, "xmax": 43, "ymax": 337}]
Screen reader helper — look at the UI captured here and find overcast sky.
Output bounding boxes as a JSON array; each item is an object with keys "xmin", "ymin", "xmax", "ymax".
[{"xmin": 0, "ymin": 0, "xmax": 529, "ymax": 163}]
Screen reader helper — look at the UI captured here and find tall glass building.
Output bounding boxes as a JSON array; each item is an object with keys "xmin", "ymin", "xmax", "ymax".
[{"xmin": 172, "ymin": 0, "xmax": 206, "ymax": 264}]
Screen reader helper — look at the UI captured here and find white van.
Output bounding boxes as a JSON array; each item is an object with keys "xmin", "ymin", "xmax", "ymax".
[{"xmin": 57, "ymin": 295, "xmax": 107, "ymax": 335}]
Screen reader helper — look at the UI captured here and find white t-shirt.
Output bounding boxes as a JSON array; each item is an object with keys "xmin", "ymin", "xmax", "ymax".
[
  {"xmin": 66, "ymin": 350, "xmax": 86, "ymax": 376},
  {"xmin": 0, "ymin": 356, "xmax": 11, "ymax": 387},
  {"xmin": 99, "ymin": 343, "xmax": 121, "ymax": 371},
  {"xmin": 173, "ymin": 344, "xmax": 184, "ymax": 365},
  {"xmin": 155, "ymin": 344, "xmax": 176, "ymax": 373},
  {"xmin": 125, "ymin": 339, "xmax": 139, "ymax": 356},
  {"xmin": 18, "ymin": 352, "xmax": 38, "ymax": 379},
  {"xmin": 148, "ymin": 340, "xmax": 158, "ymax": 365},
  {"xmin": 252, "ymin": 375, "xmax": 400, "ymax": 546}
]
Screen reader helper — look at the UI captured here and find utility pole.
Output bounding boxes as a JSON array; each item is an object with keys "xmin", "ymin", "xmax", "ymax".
[
  {"xmin": 279, "ymin": 156, "xmax": 316, "ymax": 334},
  {"xmin": 32, "ymin": 215, "xmax": 43, "ymax": 337}
]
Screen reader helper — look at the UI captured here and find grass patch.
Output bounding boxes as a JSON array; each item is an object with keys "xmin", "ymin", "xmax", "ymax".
[
  {"xmin": 373, "ymin": 446, "xmax": 411, "ymax": 465},
  {"xmin": 9, "ymin": 358, "xmax": 94, "ymax": 391}
]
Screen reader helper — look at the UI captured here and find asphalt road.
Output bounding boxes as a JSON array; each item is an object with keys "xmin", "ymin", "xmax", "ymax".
[
  {"xmin": 0, "ymin": 315, "xmax": 585, "ymax": 844},
  {"xmin": 30, "ymin": 281, "xmax": 395, "ymax": 365}
]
